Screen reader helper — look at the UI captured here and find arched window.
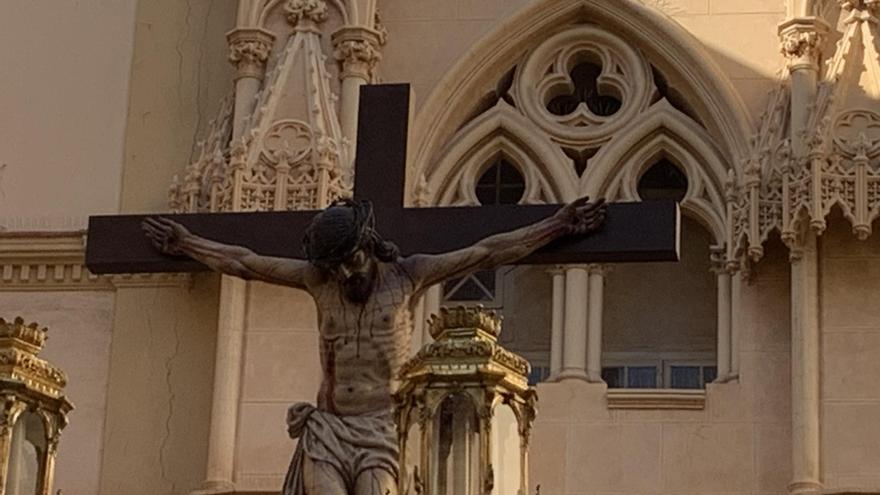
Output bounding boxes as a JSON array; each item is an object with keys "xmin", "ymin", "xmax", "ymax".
[
  {"xmin": 637, "ymin": 158, "xmax": 688, "ymax": 202},
  {"xmin": 475, "ymin": 158, "xmax": 526, "ymax": 206}
]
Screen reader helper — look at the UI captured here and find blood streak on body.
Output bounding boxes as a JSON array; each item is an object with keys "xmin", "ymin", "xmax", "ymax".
[{"xmin": 320, "ymin": 337, "xmax": 339, "ymax": 414}]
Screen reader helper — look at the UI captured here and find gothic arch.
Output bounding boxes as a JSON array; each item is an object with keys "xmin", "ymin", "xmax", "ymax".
[
  {"xmin": 586, "ymin": 101, "xmax": 729, "ymax": 243},
  {"xmin": 410, "ymin": 0, "xmax": 751, "ymax": 197},
  {"xmin": 427, "ymin": 102, "xmax": 575, "ymax": 206}
]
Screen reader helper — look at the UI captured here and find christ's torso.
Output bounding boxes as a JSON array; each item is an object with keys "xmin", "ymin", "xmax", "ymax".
[{"xmin": 309, "ymin": 261, "xmax": 416, "ymax": 416}]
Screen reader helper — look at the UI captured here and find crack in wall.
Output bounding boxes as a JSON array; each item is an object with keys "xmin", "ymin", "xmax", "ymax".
[
  {"xmin": 158, "ymin": 316, "xmax": 181, "ymax": 495},
  {"xmin": 188, "ymin": 0, "xmax": 214, "ymax": 162}
]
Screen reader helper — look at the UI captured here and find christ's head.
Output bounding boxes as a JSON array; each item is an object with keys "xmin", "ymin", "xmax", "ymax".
[{"xmin": 302, "ymin": 199, "xmax": 399, "ymax": 303}]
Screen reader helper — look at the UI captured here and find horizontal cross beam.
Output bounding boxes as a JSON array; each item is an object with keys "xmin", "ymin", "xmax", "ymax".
[{"xmin": 85, "ymin": 84, "xmax": 679, "ymax": 274}]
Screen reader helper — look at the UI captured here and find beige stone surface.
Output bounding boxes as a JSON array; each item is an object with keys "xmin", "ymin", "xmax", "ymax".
[
  {"xmin": 822, "ymin": 258, "xmax": 880, "ymax": 328},
  {"xmin": 118, "ymin": 0, "xmax": 235, "ymax": 214},
  {"xmin": 247, "ymin": 283, "xmax": 318, "ymax": 331},
  {"xmin": 235, "ymin": 402, "xmax": 297, "ymax": 489},
  {"xmin": 98, "ymin": 276, "xmax": 219, "ymax": 495},
  {"xmin": 661, "ymin": 422, "xmax": 755, "ymax": 492},
  {"xmin": 0, "ymin": 0, "xmax": 137, "ymax": 230},
  {"xmin": 528, "ymin": 421, "xmax": 568, "ymax": 494},
  {"xmin": 566, "ymin": 423, "xmax": 663, "ymax": 493},
  {"xmin": 755, "ymin": 423, "xmax": 791, "ymax": 493},
  {"xmin": 823, "ymin": 331, "xmax": 880, "ymax": 400},
  {"xmin": 710, "ymin": 0, "xmax": 786, "ymax": 14},
  {"xmin": 823, "ymin": 402, "xmax": 880, "ymax": 477},
  {"xmin": 0, "ymin": 292, "xmax": 114, "ymax": 495},
  {"xmin": 675, "ymin": 13, "xmax": 786, "ymax": 79},
  {"xmin": 241, "ymin": 330, "xmax": 322, "ymax": 402}
]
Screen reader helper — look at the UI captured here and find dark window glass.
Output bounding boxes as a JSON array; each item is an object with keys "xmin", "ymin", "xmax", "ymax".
[
  {"xmin": 475, "ymin": 159, "xmax": 525, "ymax": 205},
  {"xmin": 547, "ymin": 62, "xmax": 622, "ymax": 117},
  {"xmin": 703, "ymin": 366, "xmax": 717, "ymax": 385},
  {"xmin": 627, "ymin": 367, "xmax": 658, "ymax": 388},
  {"xmin": 527, "ymin": 366, "xmax": 551, "ymax": 386},
  {"xmin": 602, "ymin": 367, "xmax": 624, "ymax": 388},
  {"xmin": 637, "ymin": 159, "xmax": 688, "ymax": 202},
  {"xmin": 670, "ymin": 366, "xmax": 702, "ymax": 389},
  {"xmin": 443, "ymin": 270, "xmax": 496, "ymax": 302}
]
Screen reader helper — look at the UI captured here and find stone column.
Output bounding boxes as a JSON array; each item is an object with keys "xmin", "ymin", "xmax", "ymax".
[
  {"xmin": 547, "ymin": 266, "xmax": 566, "ymax": 379},
  {"xmin": 713, "ymin": 255, "xmax": 732, "ymax": 381},
  {"xmin": 557, "ymin": 266, "xmax": 589, "ymax": 381},
  {"xmin": 789, "ymin": 234, "xmax": 822, "ymax": 495},
  {"xmin": 332, "ymin": 26, "xmax": 385, "ymax": 154},
  {"xmin": 586, "ymin": 264, "xmax": 607, "ymax": 383},
  {"xmin": 779, "ymin": 18, "xmax": 826, "ymax": 495},
  {"xmin": 195, "ymin": 276, "xmax": 248, "ymax": 495},
  {"xmin": 226, "ymin": 28, "xmax": 275, "ymax": 140},
  {"xmin": 778, "ymin": 17, "xmax": 828, "ymax": 155},
  {"xmin": 730, "ymin": 268, "xmax": 743, "ymax": 380}
]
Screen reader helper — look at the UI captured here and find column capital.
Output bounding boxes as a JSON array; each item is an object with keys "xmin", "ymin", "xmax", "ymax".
[
  {"xmin": 587, "ymin": 263, "xmax": 611, "ymax": 276},
  {"xmin": 226, "ymin": 28, "xmax": 275, "ymax": 81},
  {"xmin": 546, "ymin": 265, "xmax": 567, "ymax": 276},
  {"xmin": 778, "ymin": 17, "xmax": 830, "ymax": 71},
  {"xmin": 332, "ymin": 26, "xmax": 385, "ymax": 81}
]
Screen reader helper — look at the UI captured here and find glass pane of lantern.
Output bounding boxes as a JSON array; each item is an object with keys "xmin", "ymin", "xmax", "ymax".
[
  {"xmin": 490, "ymin": 403, "xmax": 522, "ymax": 495},
  {"xmin": 401, "ymin": 415, "xmax": 422, "ymax": 495},
  {"xmin": 433, "ymin": 394, "xmax": 480, "ymax": 495},
  {"xmin": 5, "ymin": 411, "xmax": 44, "ymax": 495}
]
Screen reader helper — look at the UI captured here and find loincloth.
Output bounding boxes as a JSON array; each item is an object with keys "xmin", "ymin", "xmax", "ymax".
[{"xmin": 282, "ymin": 402, "xmax": 399, "ymax": 495}]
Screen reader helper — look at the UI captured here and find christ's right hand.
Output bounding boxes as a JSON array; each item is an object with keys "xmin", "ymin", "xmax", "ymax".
[{"xmin": 142, "ymin": 217, "xmax": 190, "ymax": 256}]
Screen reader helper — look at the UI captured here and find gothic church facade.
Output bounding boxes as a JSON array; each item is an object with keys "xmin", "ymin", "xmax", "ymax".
[{"xmin": 2, "ymin": 1, "xmax": 880, "ymax": 494}]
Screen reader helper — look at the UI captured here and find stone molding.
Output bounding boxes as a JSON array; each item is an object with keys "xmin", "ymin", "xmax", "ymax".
[
  {"xmin": 226, "ymin": 28, "xmax": 276, "ymax": 81},
  {"xmin": 606, "ymin": 388, "xmax": 706, "ymax": 410},
  {"xmin": 0, "ymin": 232, "xmax": 191, "ymax": 291}
]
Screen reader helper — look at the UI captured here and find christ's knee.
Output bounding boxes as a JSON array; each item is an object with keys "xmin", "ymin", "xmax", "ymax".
[
  {"xmin": 302, "ymin": 456, "xmax": 347, "ymax": 495},
  {"xmin": 354, "ymin": 467, "xmax": 397, "ymax": 495}
]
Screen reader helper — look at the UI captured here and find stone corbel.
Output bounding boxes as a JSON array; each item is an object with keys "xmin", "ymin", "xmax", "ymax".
[
  {"xmin": 331, "ymin": 26, "xmax": 385, "ymax": 82},
  {"xmin": 778, "ymin": 17, "xmax": 831, "ymax": 71},
  {"xmin": 226, "ymin": 28, "xmax": 275, "ymax": 81}
]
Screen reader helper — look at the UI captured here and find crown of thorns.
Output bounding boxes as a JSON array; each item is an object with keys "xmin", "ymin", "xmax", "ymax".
[{"xmin": 302, "ymin": 199, "xmax": 399, "ymax": 267}]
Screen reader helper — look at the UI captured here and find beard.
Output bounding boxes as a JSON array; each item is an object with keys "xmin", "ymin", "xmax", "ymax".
[{"xmin": 342, "ymin": 273, "xmax": 374, "ymax": 304}]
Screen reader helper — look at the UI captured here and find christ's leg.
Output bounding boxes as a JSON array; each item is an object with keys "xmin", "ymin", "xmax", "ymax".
[
  {"xmin": 354, "ymin": 467, "xmax": 397, "ymax": 495},
  {"xmin": 303, "ymin": 456, "xmax": 347, "ymax": 495}
]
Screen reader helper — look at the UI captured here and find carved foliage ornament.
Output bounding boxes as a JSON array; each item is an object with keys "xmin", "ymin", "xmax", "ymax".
[
  {"xmin": 227, "ymin": 29, "xmax": 276, "ymax": 80},
  {"xmin": 284, "ymin": 0, "xmax": 328, "ymax": 27}
]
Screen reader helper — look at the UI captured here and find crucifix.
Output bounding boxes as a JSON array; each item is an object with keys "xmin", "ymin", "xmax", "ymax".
[{"xmin": 85, "ymin": 84, "xmax": 678, "ymax": 495}]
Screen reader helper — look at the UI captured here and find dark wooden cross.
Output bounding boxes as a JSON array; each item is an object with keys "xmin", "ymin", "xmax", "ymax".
[{"xmin": 85, "ymin": 84, "xmax": 679, "ymax": 274}]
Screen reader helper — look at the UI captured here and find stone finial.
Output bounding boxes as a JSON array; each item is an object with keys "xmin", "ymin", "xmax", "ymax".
[
  {"xmin": 227, "ymin": 28, "xmax": 276, "ymax": 80},
  {"xmin": 778, "ymin": 17, "xmax": 830, "ymax": 71},
  {"xmin": 427, "ymin": 305, "xmax": 503, "ymax": 341}
]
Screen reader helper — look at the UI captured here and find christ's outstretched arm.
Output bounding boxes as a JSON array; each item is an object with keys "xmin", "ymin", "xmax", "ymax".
[
  {"xmin": 142, "ymin": 217, "xmax": 317, "ymax": 290},
  {"xmin": 403, "ymin": 197, "xmax": 605, "ymax": 291}
]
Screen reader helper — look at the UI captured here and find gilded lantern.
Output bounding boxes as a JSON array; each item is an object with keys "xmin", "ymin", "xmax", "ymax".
[{"xmin": 395, "ymin": 306, "xmax": 537, "ymax": 495}]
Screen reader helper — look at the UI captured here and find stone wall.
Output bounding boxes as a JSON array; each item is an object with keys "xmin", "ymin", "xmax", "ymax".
[{"xmin": 820, "ymin": 216, "xmax": 880, "ymax": 492}]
